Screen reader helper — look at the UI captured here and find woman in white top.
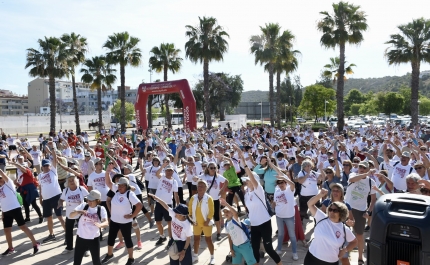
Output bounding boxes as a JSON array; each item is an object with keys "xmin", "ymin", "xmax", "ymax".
[
  {"xmin": 58, "ymin": 173, "xmax": 89, "ymax": 254},
  {"xmin": 148, "ymin": 193, "xmax": 194, "ymax": 265},
  {"xmin": 70, "ymin": 190, "xmax": 108, "ymax": 265},
  {"xmin": 305, "ymin": 189, "xmax": 357, "ymax": 265},
  {"xmin": 238, "ymin": 151, "xmax": 282, "ymax": 265},
  {"xmin": 0, "ymin": 168, "xmax": 40, "ymax": 255},
  {"xmin": 103, "ymin": 165, "xmax": 143, "ymax": 265}
]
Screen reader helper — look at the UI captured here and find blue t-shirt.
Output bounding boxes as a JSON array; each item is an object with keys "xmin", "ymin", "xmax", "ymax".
[
  {"xmin": 0, "ymin": 150, "xmax": 8, "ymax": 164},
  {"xmin": 322, "ymin": 199, "xmax": 352, "ymax": 211},
  {"xmin": 168, "ymin": 143, "xmax": 177, "ymax": 156},
  {"xmin": 263, "ymin": 168, "xmax": 278, "ymax": 194},
  {"xmin": 137, "ymin": 141, "xmax": 146, "ymax": 154}
]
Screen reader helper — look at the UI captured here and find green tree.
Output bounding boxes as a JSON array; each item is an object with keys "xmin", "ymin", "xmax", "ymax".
[
  {"xmin": 323, "ymin": 56, "xmax": 356, "ymax": 84},
  {"xmin": 419, "ymin": 97, "xmax": 430, "ymax": 115},
  {"xmin": 350, "ymin": 103, "xmax": 363, "ymax": 116},
  {"xmin": 103, "ymin": 32, "xmax": 142, "ymax": 132},
  {"xmin": 359, "ymin": 99, "xmax": 379, "ymax": 115},
  {"xmin": 185, "ymin": 16, "xmax": 229, "ymax": 128},
  {"xmin": 149, "ymin": 43, "xmax": 183, "ymax": 128},
  {"xmin": 272, "ymin": 29, "xmax": 300, "ymax": 128},
  {"xmin": 25, "ymin": 37, "xmax": 68, "ymax": 130},
  {"xmin": 81, "ymin": 56, "xmax": 117, "ymax": 132},
  {"xmin": 385, "ymin": 18, "xmax": 430, "ymax": 125},
  {"xmin": 381, "ymin": 92, "xmax": 405, "ymax": 117},
  {"xmin": 317, "ymin": 1, "xmax": 368, "ymax": 132},
  {"xmin": 61, "ymin": 32, "xmax": 88, "ymax": 134},
  {"xmin": 250, "ymin": 23, "xmax": 280, "ymax": 127},
  {"xmin": 345, "ymin": 89, "xmax": 365, "ymax": 114},
  {"xmin": 298, "ymin": 84, "xmax": 336, "ymax": 122},
  {"xmin": 111, "ymin": 99, "xmax": 135, "ymax": 123}
]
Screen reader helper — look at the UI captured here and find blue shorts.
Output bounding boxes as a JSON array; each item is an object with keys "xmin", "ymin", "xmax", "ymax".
[
  {"xmin": 42, "ymin": 193, "xmax": 62, "ymax": 218},
  {"xmin": 232, "ymin": 241, "xmax": 256, "ymax": 265}
]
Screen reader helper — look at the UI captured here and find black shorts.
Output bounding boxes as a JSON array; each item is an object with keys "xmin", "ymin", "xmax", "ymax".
[
  {"xmin": 154, "ymin": 202, "xmax": 172, "ymax": 222},
  {"xmin": 42, "ymin": 193, "xmax": 62, "ymax": 218},
  {"xmin": 8, "ymin": 145, "xmax": 16, "ymax": 151},
  {"xmin": 100, "ymin": 201, "xmax": 111, "ymax": 218},
  {"xmin": 213, "ymin": 199, "xmax": 220, "ymax": 222},
  {"xmin": 3, "ymin": 207, "xmax": 25, "ymax": 228},
  {"xmin": 138, "ymin": 152, "xmax": 145, "ymax": 159}
]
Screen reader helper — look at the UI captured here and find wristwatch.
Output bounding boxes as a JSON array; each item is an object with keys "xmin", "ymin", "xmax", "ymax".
[{"xmin": 367, "ymin": 210, "xmax": 372, "ymax": 216}]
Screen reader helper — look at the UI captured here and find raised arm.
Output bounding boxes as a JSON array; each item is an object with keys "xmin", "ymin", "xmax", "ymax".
[
  {"xmin": 105, "ymin": 164, "xmax": 114, "ymax": 190},
  {"xmin": 307, "ymin": 189, "xmax": 328, "ymax": 217}
]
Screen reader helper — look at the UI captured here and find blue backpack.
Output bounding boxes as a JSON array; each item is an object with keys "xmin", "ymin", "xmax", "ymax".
[{"xmin": 229, "ymin": 219, "xmax": 251, "ymax": 240}]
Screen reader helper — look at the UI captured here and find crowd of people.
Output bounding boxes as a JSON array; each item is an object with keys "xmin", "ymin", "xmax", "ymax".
[{"xmin": 1, "ymin": 122, "xmax": 430, "ymax": 265}]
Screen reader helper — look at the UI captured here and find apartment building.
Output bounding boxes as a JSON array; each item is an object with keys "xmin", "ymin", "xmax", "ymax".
[{"xmin": 0, "ymin": 90, "xmax": 28, "ymax": 116}]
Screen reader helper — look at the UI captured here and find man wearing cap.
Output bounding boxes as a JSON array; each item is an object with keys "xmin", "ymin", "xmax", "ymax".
[
  {"xmin": 87, "ymin": 157, "xmax": 110, "ymax": 220},
  {"xmin": 345, "ymin": 161, "xmax": 377, "ymax": 264},
  {"xmin": 80, "ymin": 152, "xmax": 95, "ymax": 184},
  {"xmin": 38, "ymin": 147, "xmax": 65, "ymax": 243},
  {"xmin": 388, "ymin": 151, "xmax": 415, "ymax": 191},
  {"xmin": 300, "ymin": 142, "xmax": 317, "ymax": 159},
  {"xmin": 26, "ymin": 144, "xmax": 42, "ymax": 174}
]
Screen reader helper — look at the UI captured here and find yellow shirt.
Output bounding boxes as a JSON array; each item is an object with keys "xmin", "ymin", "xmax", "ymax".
[{"xmin": 188, "ymin": 195, "xmax": 214, "ymax": 226}]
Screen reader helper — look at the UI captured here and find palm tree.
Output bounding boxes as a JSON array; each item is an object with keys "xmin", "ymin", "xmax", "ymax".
[
  {"xmin": 61, "ymin": 33, "xmax": 88, "ymax": 134},
  {"xmin": 185, "ymin": 16, "xmax": 229, "ymax": 129},
  {"xmin": 317, "ymin": 1, "xmax": 368, "ymax": 132},
  {"xmin": 250, "ymin": 23, "xmax": 281, "ymax": 127},
  {"xmin": 81, "ymin": 56, "xmax": 117, "ymax": 132},
  {"xmin": 103, "ymin": 32, "xmax": 142, "ymax": 132},
  {"xmin": 323, "ymin": 57, "xmax": 356, "ymax": 84},
  {"xmin": 385, "ymin": 18, "xmax": 430, "ymax": 125},
  {"xmin": 149, "ymin": 43, "xmax": 183, "ymax": 128},
  {"xmin": 25, "ymin": 37, "xmax": 68, "ymax": 130},
  {"xmin": 272, "ymin": 30, "xmax": 300, "ymax": 128}
]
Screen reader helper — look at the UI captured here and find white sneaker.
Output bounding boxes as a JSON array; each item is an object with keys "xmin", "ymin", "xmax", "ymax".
[
  {"xmin": 61, "ymin": 249, "xmax": 73, "ymax": 254},
  {"xmin": 84, "ymin": 250, "xmax": 90, "ymax": 257},
  {"xmin": 293, "ymin": 253, "xmax": 299, "ymax": 261},
  {"xmin": 276, "ymin": 250, "xmax": 282, "ymax": 255},
  {"xmin": 209, "ymin": 257, "xmax": 215, "ymax": 265},
  {"xmin": 192, "ymin": 254, "xmax": 199, "ymax": 264}
]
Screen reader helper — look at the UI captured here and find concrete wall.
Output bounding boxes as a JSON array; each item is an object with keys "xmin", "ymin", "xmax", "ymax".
[{"xmin": 0, "ymin": 113, "xmax": 111, "ymax": 134}]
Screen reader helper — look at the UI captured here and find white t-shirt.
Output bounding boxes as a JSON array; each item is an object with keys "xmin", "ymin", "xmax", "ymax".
[
  {"xmin": 110, "ymin": 185, "xmax": 140, "ymax": 224},
  {"xmin": 244, "ymin": 184, "xmax": 271, "ymax": 226},
  {"xmin": 38, "ymin": 167, "xmax": 62, "ymax": 200},
  {"xmin": 276, "ymin": 158, "xmax": 288, "ymax": 170},
  {"xmin": 75, "ymin": 203, "xmax": 108, "ymax": 240},
  {"xmin": 274, "ymin": 186, "xmax": 295, "ymax": 218},
  {"xmin": 146, "ymin": 166, "xmax": 160, "ymax": 189},
  {"xmin": 155, "ymin": 175, "xmax": 178, "ymax": 205},
  {"xmin": 309, "ymin": 209, "xmax": 355, "ymax": 263},
  {"xmin": 345, "ymin": 174, "xmax": 376, "ymax": 211},
  {"xmin": 185, "ymin": 165, "xmax": 198, "ymax": 184},
  {"xmin": 390, "ymin": 162, "xmax": 414, "ymax": 191},
  {"xmin": 128, "ymin": 174, "xmax": 142, "ymax": 196},
  {"xmin": 225, "ymin": 218, "xmax": 249, "ymax": 246},
  {"xmin": 6, "ymin": 137, "xmax": 15, "ymax": 146},
  {"xmin": 298, "ymin": 170, "xmax": 320, "ymax": 196},
  {"xmin": 0, "ymin": 180, "xmax": 21, "ymax": 212},
  {"xmin": 169, "ymin": 208, "xmax": 193, "ymax": 241},
  {"xmin": 286, "ymin": 147, "xmax": 297, "ymax": 159},
  {"xmin": 87, "ymin": 171, "xmax": 108, "ymax": 201},
  {"xmin": 61, "ymin": 186, "xmax": 89, "ymax": 219},
  {"xmin": 29, "ymin": 150, "xmax": 42, "ymax": 165},
  {"xmin": 172, "ymin": 171, "xmax": 183, "ymax": 188},
  {"xmin": 203, "ymin": 174, "xmax": 226, "ymax": 200}
]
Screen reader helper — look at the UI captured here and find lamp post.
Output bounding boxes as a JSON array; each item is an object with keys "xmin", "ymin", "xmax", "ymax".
[
  {"xmin": 324, "ymin": 100, "xmax": 329, "ymax": 124},
  {"xmin": 258, "ymin": 102, "xmax": 262, "ymax": 125},
  {"xmin": 289, "ymin": 96, "xmax": 292, "ymax": 126}
]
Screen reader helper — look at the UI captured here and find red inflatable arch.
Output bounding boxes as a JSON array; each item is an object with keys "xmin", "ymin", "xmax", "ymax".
[{"xmin": 135, "ymin": 79, "xmax": 197, "ymax": 131}]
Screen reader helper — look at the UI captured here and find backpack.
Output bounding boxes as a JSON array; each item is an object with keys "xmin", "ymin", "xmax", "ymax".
[{"xmin": 229, "ymin": 219, "xmax": 250, "ymax": 240}]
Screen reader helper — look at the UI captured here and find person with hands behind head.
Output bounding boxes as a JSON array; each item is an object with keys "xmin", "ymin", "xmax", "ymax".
[
  {"xmin": 220, "ymin": 197, "xmax": 258, "ymax": 265},
  {"xmin": 304, "ymin": 189, "xmax": 357, "ymax": 265},
  {"xmin": 102, "ymin": 164, "xmax": 142, "ymax": 265},
  {"xmin": 148, "ymin": 193, "xmax": 194, "ymax": 265},
  {"xmin": 70, "ymin": 190, "xmax": 108, "ymax": 265}
]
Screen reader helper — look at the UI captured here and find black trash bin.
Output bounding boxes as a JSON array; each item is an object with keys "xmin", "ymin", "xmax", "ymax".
[{"xmin": 366, "ymin": 193, "xmax": 430, "ymax": 265}]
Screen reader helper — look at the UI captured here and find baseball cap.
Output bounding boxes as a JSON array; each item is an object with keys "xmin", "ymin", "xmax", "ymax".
[
  {"xmin": 87, "ymin": 190, "xmax": 101, "ymax": 201},
  {"xmin": 173, "ymin": 204, "xmax": 189, "ymax": 216},
  {"xmin": 358, "ymin": 161, "xmax": 369, "ymax": 168},
  {"xmin": 124, "ymin": 164, "xmax": 133, "ymax": 172},
  {"xmin": 118, "ymin": 177, "xmax": 129, "ymax": 186},
  {"xmin": 42, "ymin": 159, "xmax": 51, "ymax": 166},
  {"xmin": 84, "ymin": 152, "xmax": 90, "ymax": 157},
  {"xmin": 165, "ymin": 165, "xmax": 174, "ymax": 171},
  {"xmin": 329, "ymin": 182, "xmax": 344, "ymax": 192},
  {"xmin": 94, "ymin": 158, "xmax": 102, "ymax": 165},
  {"xmin": 402, "ymin": 151, "xmax": 411, "ymax": 158}
]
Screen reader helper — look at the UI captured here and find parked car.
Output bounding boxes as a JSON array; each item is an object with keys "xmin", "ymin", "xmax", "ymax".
[{"xmin": 296, "ymin": 118, "xmax": 306, "ymax": 123}]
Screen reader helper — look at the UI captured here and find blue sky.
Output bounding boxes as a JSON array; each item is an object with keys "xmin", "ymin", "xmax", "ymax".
[{"xmin": 1, "ymin": 0, "xmax": 430, "ymax": 96}]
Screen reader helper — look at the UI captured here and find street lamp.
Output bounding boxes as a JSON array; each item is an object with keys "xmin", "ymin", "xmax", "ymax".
[
  {"xmin": 289, "ymin": 96, "xmax": 292, "ymax": 126},
  {"xmin": 324, "ymin": 100, "xmax": 329, "ymax": 124},
  {"xmin": 258, "ymin": 102, "xmax": 262, "ymax": 125}
]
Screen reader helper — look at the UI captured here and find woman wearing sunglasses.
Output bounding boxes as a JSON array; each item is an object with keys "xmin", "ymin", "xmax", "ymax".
[{"xmin": 305, "ymin": 189, "xmax": 357, "ymax": 265}]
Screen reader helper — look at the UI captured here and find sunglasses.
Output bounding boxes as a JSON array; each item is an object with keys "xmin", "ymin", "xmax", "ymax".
[
  {"xmin": 328, "ymin": 207, "xmax": 340, "ymax": 213},
  {"xmin": 325, "ymin": 171, "xmax": 333, "ymax": 174},
  {"xmin": 209, "ymin": 167, "xmax": 216, "ymax": 170},
  {"xmin": 415, "ymin": 166, "xmax": 424, "ymax": 170},
  {"xmin": 42, "ymin": 165, "xmax": 50, "ymax": 167},
  {"xmin": 342, "ymin": 164, "xmax": 350, "ymax": 167},
  {"xmin": 277, "ymin": 181, "xmax": 286, "ymax": 185}
]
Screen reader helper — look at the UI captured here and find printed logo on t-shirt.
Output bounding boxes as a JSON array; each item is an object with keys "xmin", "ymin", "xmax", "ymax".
[
  {"xmin": 67, "ymin": 194, "xmax": 82, "ymax": 204},
  {"xmin": 187, "ymin": 167, "xmax": 196, "ymax": 176},
  {"xmin": 39, "ymin": 173, "xmax": 52, "ymax": 184},
  {"xmin": 160, "ymin": 179, "xmax": 173, "ymax": 193},
  {"xmin": 93, "ymin": 177, "xmax": 106, "ymax": 188},
  {"xmin": 82, "ymin": 212, "xmax": 98, "ymax": 226},
  {"xmin": 207, "ymin": 179, "xmax": 218, "ymax": 190},
  {"xmin": 185, "ymin": 149, "xmax": 192, "ymax": 156},
  {"xmin": 395, "ymin": 167, "xmax": 407, "ymax": 178},
  {"xmin": 275, "ymin": 193, "xmax": 288, "ymax": 205},
  {"xmin": 172, "ymin": 221, "xmax": 183, "ymax": 238},
  {"xmin": 335, "ymin": 231, "xmax": 341, "ymax": 238},
  {"xmin": 119, "ymin": 197, "xmax": 124, "ymax": 203}
]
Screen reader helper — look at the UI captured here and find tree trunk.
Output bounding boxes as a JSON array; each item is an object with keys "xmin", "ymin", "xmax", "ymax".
[
  {"xmin": 71, "ymin": 73, "xmax": 81, "ymax": 134},
  {"xmin": 49, "ymin": 75, "xmax": 56, "ymax": 131},
  {"xmin": 164, "ymin": 67, "xmax": 172, "ymax": 128},
  {"xmin": 411, "ymin": 61, "xmax": 420, "ymax": 126},
  {"xmin": 276, "ymin": 71, "xmax": 281, "ymax": 129},
  {"xmin": 269, "ymin": 64, "xmax": 275, "ymax": 127},
  {"xmin": 120, "ymin": 64, "xmax": 126, "ymax": 132},
  {"xmin": 204, "ymin": 59, "xmax": 212, "ymax": 128},
  {"xmin": 219, "ymin": 104, "xmax": 225, "ymax": 121},
  {"xmin": 97, "ymin": 86, "xmax": 103, "ymax": 132},
  {"xmin": 147, "ymin": 95, "xmax": 153, "ymax": 127},
  {"xmin": 336, "ymin": 43, "xmax": 346, "ymax": 133}
]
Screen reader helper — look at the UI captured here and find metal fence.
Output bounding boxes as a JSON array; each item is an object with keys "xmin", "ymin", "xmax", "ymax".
[{"xmin": 234, "ymin": 102, "xmax": 275, "ymax": 120}]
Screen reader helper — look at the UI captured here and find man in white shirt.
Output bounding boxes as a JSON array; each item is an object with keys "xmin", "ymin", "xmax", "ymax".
[{"xmin": 389, "ymin": 151, "xmax": 415, "ymax": 191}]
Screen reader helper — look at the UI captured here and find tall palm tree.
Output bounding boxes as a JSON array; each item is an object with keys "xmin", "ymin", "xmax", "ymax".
[
  {"xmin": 385, "ymin": 18, "xmax": 430, "ymax": 125},
  {"xmin": 185, "ymin": 16, "xmax": 229, "ymax": 129},
  {"xmin": 61, "ymin": 32, "xmax": 88, "ymax": 134},
  {"xmin": 103, "ymin": 32, "xmax": 142, "ymax": 132},
  {"xmin": 323, "ymin": 57, "xmax": 356, "ymax": 84},
  {"xmin": 317, "ymin": 1, "xmax": 368, "ymax": 132},
  {"xmin": 272, "ymin": 30, "xmax": 300, "ymax": 128},
  {"xmin": 149, "ymin": 43, "xmax": 183, "ymax": 128},
  {"xmin": 250, "ymin": 23, "xmax": 281, "ymax": 127},
  {"xmin": 25, "ymin": 37, "xmax": 68, "ymax": 130},
  {"xmin": 81, "ymin": 56, "xmax": 117, "ymax": 132}
]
